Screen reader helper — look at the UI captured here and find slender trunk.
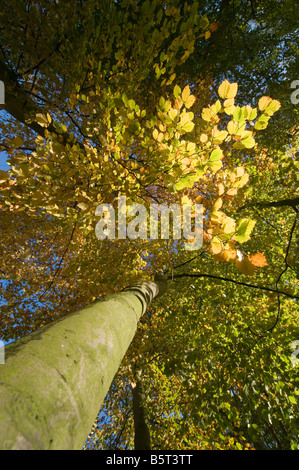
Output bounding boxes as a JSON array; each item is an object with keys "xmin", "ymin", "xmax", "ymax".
[
  {"xmin": 0, "ymin": 58, "xmax": 84, "ymax": 148},
  {"xmin": 0, "ymin": 278, "xmax": 167, "ymax": 450},
  {"xmin": 132, "ymin": 378, "xmax": 151, "ymax": 450}
]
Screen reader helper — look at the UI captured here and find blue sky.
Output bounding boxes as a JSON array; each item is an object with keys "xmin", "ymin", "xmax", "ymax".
[
  {"xmin": 0, "ymin": 151, "xmax": 12, "ymax": 346},
  {"xmin": 0, "ymin": 151, "xmax": 9, "ymax": 171}
]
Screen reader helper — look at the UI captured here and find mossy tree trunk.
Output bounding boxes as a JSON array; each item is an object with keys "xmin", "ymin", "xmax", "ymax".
[{"xmin": 0, "ymin": 278, "xmax": 167, "ymax": 450}]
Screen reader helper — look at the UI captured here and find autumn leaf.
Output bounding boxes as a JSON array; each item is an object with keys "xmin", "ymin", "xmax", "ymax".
[
  {"xmin": 36, "ymin": 113, "xmax": 50, "ymax": 127},
  {"xmin": 218, "ymin": 79, "xmax": 238, "ymax": 99},
  {"xmin": 210, "ymin": 237, "xmax": 223, "ymax": 254},
  {"xmin": 258, "ymin": 96, "xmax": 273, "ymax": 111},
  {"xmin": 234, "ymin": 218, "xmax": 256, "ymax": 243},
  {"xmin": 182, "ymin": 85, "xmax": 190, "ymax": 102},
  {"xmin": 248, "ymin": 253, "xmax": 268, "ymax": 267},
  {"xmin": 226, "ymin": 188, "xmax": 238, "ymax": 196},
  {"xmin": 235, "ymin": 257, "xmax": 257, "ymax": 276}
]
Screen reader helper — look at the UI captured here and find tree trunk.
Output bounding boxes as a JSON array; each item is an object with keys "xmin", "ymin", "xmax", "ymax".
[
  {"xmin": 0, "ymin": 58, "xmax": 84, "ymax": 149},
  {"xmin": 132, "ymin": 377, "xmax": 151, "ymax": 451},
  {"xmin": 0, "ymin": 278, "xmax": 167, "ymax": 450}
]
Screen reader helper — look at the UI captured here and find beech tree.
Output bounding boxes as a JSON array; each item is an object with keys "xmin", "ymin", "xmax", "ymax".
[{"xmin": 0, "ymin": 0, "xmax": 298, "ymax": 450}]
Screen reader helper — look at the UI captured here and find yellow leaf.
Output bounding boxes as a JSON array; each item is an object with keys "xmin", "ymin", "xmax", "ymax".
[
  {"xmin": 185, "ymin": 94, "xmax": 196, "ymax": 109},
  {"xmin": 212, "ymin": 126, "xmax": 228, "ymax": 143},
  {"xmin": 157, "ymin": 132, "xmax": 164, "ymax": 142},
  {"xmin": 213, "ymin": 197, "xmax": 223, "ymax": 210},
  {"xmin": 236, "ymin": 167, "xmax": 244, "ymax": 177},
  {"xmin": 226, "ymin": 188, "xmax": 238, "ymax": 196},
  {"xmin": 236, "ymin": 173, "xmax": 249, "ymax": 188},
  {"xmin": 227, "ymin": 120, "xmax": 238, "ymax": 135},
  {"xmin": 218, "ymin": 80, "xmax": 238, "ymax": 99},
  {"xmin": 209, "ymin": 160, "xmax": 222, "ymax": 172},
  {"xmin": 214, "ymin": 247, "xmax": 236, "ymax": 263},
  {"xmin": 224, "ymin": 98, "xmax": 234, "ymax": 108},
  {"xmin": 218, "ymin": 183, "xmax": 225, "ymax": 196},
  {"xmin": 186, "ymin": 142, "xmax": 196, "ymax": 153},
  {"xmin": 202, "ymin": 107, "xmax": 212, "ymax": 121},
  {"xmin": 211, "ymin": 238, "xmax": 223, "ymax": 254},
  {"xmin": 258, "ymin": 96, "xmax": 272, "ymax": 111},
  {"xmin": 222, "ymin": 217, "xmax": 236, "ymax": 234},
  {"xmin": 210, "ymin": 210, "xmax": 226, "ymax": 225},
  {"xmin": 264, "ymin": 99, "xmax": 281, "ymax": 116},
  {"xmin": 153, "ymin": 128, "xmax": 158, "ymax": 140},
  {"xmin": 182, "ymin": 85, "xmax": 191, "ymax": 102},
  {"xmin": 182, "ymin": 195, "xmax": 192, "ymax": 205}
]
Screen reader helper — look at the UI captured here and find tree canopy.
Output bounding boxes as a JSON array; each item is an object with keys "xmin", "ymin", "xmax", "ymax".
[{"xmin": 0, "ymin": 0, "xmax": 298, "ymax": 450}]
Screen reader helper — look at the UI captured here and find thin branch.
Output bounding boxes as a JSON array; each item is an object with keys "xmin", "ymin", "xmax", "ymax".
[
  {"xmin": 163, "ymin": 251, "xmax": 205, "ymax": 274},
  {"xmin": 22, "ymin": 40, "xmax": 64, "ymax": 75},
  {"xmin": 265, "ymin": 212, "xmax": 299, "ymax": 332},
  {"xmin": 38, "ymin": 223, "xmax": 77, "ymax": 301},
  {"xmin": 239, "ymin": 197, "xmax": 299, "ymax": 212},
  {"xmin": 169, "ymin": 272, "xmax": 299, "ymax": 300}
]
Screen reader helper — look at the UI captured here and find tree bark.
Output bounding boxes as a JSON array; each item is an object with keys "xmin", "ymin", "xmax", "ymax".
[
  {"xmin": 0, "ymin": 278, "xmax": 167, "ymax": 450},
  {"xmin": 132, "ymin": 377, "xmax": 151, "ymax": 451}
]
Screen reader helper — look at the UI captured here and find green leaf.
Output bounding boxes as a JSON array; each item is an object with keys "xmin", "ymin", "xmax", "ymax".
[
  {"xmin": 264, "ymin": 99, "xmax": 281, "ymax": 115},
  {"xmin": 255, "ymin": 116, "xmax": 270, "ymax": 130},
  {"xmin": 173, "ymin": 85, "xmax": 181, "ymax": 99},
  {"xmin": 199, "ymin": 14, "xmax": 209, "ymax": 30},
  {"xmin": 248, "ymin": 108, "xmax": 257, "ymax": 120},
  {"xmin": 128, "ymin": 99, "xmax": 136, "ymax": 110},
  {"xmin": 233, "ymin": 106, "xmax": 245, "ymax": 123},
  {"xmin": 209, "ymin": 160, "xmax": 223, "ymax": 172},
  {"xmin": 235, "ymin": 218, "xmax": 256, "ymax": 243},
  {"xmin": 159, "ymin": 96, "xmax": 165, "ymax": 109},
  {"xmin": 241, "ymin": 133, "xmax": 255, "ymax": 149},
  {"xmin": 168, "ymin": 108, "xmax": 178, "ymax": 121},
  {"xmin": 182, "ymin": 121, "xmax": 195, "ymax": 133},
  {"xmin": 209, "ymin": 148, "xmax": 223, "ymax": 161}
]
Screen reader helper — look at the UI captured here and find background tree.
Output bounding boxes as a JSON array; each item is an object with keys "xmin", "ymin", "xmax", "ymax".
[{"xmin": 0, "ymin": 0, "xmax": 298, "ymax": 450}]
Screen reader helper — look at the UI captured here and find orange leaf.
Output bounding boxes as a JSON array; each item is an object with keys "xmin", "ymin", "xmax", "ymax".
[
  {"xmin": 249, "ymin": 253, "xmax": 268, "ymax": 267},
  {"xmin": 210, "ymin": 22, "xmax": 219, "ymax": 32}
]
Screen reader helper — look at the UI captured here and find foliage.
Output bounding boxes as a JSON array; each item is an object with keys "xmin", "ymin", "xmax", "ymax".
[{"xmin": 0, "ymin": 0, "xmax": 298, "ymax": 450}]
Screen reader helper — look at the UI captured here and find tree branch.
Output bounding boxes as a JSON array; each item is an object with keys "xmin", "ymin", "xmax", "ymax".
[
  {"xmin": 0, "ymin": 59, "xmax": 84, "ymax": 150},
  {"xmin": 239, "ymin": 197, "xmax": 299, "ymax": 212},
  {"xmin": 169, "ymin": 272, "xmax": 298, "ymax": 300}
]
